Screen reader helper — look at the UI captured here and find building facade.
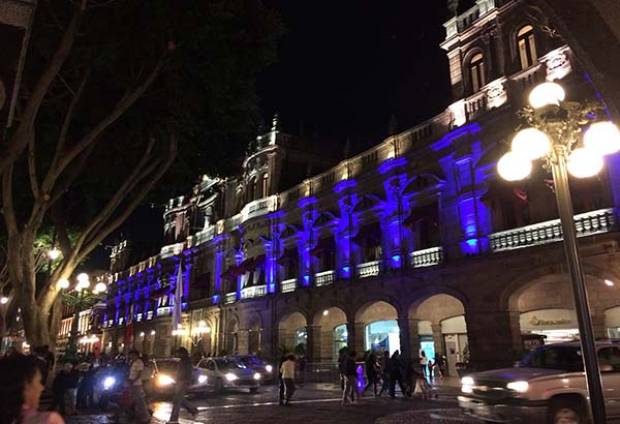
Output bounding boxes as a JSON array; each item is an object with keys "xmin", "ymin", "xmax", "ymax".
[{"xmin": 100, "ymin": 0, "xmax": 620, "ymax": 375}]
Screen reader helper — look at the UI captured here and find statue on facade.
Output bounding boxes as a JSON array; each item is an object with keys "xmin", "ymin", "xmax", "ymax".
[{"xmin": 447, "ymin": 0, "xmax": 459, "ymax": 16}]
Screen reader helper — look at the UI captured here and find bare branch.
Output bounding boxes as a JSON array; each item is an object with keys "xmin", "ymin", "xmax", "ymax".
[
  {"xmin": 1, "ymin": 166, "xmax": 18, "ymax": 236},
  {"xmin": 27, "ymin": 130, "xmax": 40, "ymax": 199},
  {"xmin": 0, "ymin": 1, "xmax": 87, "ymax": 175}
]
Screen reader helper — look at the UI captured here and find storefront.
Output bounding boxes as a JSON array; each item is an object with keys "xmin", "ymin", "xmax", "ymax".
[
  {"xmin": 365, "ymin": 320, "xmax": 400, "ymax": 355},
  {"xmin": 520, "ymin": 309, "xmax": 579, "ymax": 345}
]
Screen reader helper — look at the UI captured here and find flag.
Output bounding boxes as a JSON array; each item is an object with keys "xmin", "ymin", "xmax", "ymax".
[{"xmin": 172, "ymin": 260, "xmax": 183, "ymax": 331}]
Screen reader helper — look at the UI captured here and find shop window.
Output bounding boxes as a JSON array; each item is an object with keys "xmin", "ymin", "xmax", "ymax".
[
  {"xmin": 469, "ymin": 53, "xmax": 485, "ymax": 93},
  {"xmin": 517, "ymin": 25, "xmax": 538, "ymax": 70}
]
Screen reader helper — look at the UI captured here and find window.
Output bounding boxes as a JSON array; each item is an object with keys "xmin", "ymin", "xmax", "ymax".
[
  {"xmin": 469, "ymin": 53, "xmax": 485, "ymax": 93},
  {"xmin": 598, "ymin": 347, "xmax": 620, "ymax": 372},
  {"xmin": 517, "ymin": 25, "xmax": 538, "ymax": 70},
  {"xmin": 518, "ymin": 346, "xmax": 583, "ymax": 372},
  {"xmin": 262, "ymin": 173, "xmax": 269, "ymax": 197}
]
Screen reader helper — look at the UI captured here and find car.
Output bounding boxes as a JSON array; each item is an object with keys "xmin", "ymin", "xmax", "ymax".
[
  {"xmin": 93, "ymin": 362, "xmax": 129, "ymax": 410},
  {"xmin": 148, "ymin": 358, "xmax": 209, "ymax": 397},
  {"xmin": 458, "ymin": 341, "xmax": 620, "ymax": 423},
  {"xmin": 197, "ymin": 357, "xmax": 262, "ymax": 393},
  {"xmin": 232, "ymin": 355, "xmax": 275, "ymax": 383}
]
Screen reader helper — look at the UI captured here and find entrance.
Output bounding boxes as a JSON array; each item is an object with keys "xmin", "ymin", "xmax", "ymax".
[{"xmin": 365, "ymin": 320, "xmax": 400, "ymax": 355}]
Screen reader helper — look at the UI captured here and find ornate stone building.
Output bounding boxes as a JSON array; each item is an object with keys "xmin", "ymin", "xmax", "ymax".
[{"xmin": 100, "ymin": 0, "xmax": 620, "ymax": 375}]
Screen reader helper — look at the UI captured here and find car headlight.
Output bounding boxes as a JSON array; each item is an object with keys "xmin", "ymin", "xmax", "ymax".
[
  {"xmin": 265, "ymin": 364, "xmax": 273, "ymax": 373},
  {"xmin": 225, "ymin": 372, "xmax": 239, "ymax": 382},
  {"xmin": 102, "ymin": 376, "xmax": 116, "ymax": 390},
  {"xmin": 198, "ymin": 375, "xmax": 208, "ymax": 384},
  {"xmin": 461, "ymin": 376, "xmax": 474, "ymax": 394},
  {"xmin": 506, "ymin": 381, "xmax": 529, "ymax": 393},
  {"xmin": 253, "ymin": 372, "xmax": 261, "ymax": 381},
  {"xmin": 157, "ymin": 374, "xmax": 175, "ymax": 386}
]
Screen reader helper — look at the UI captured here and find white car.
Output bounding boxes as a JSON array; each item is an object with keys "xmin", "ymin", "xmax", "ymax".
[
  {"xmin": 458, "ymin": 341, "xmax": 620, "ymax": 423},
  {"xmin": 197, "ymin": 357, "xmax": 262, "ymax": 393},
  {"xmin": 148, "ymin": 358, "xmax": 209, "ymax": 397}
]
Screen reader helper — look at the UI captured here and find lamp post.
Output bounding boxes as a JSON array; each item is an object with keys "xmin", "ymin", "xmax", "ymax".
[{"xmin": 497, "ymin": 82, "xmax": 620, "ymax": 423}]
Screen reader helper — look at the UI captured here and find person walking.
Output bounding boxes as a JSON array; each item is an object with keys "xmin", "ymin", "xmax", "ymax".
[
  {"xmin": 277, "ymin": 355, "xmax": 286, "ymax": 405},
  {"xmin": 127, "ymin": 350, "xmax": 151, "ymax": 424},
  {"xmin": 377, "ymin": 351, "xmax": 391, "ymax": 397},
  {"xmin": 280, "ymin": 355, "xmax": 296, "ymax": 405},
  {"xmin": 341, "ymin": 351, "xmax": 358, "ymax": 406},
  {"xmin": 168, "ymin": 347, "xmax": 199, "ymax": 423},
  {"xmin": 362, "ymin": 352, "xmax": 379, "ymax": 397},
  {"xmin": 0, "ymin": 354, "xmax": 65, "ymax": 424},
  {"xmin": 420, "ymin": 350, "xmax": 429, "ymax": 382},
  {"xmin": 388, "ymin": 350, "xmax": 406, "ymax": 398}
]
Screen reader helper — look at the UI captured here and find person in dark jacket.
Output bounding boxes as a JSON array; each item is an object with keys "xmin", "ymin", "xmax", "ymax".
[
  {"xmin": 362, "ymin": 352, "xmax": 379, "ymax": 396},
  {"xmin": 388, "ymin": 350, "xmax": 406, "ymax": 398},
  {"xmin": 168, "ymin": 347, "xmax": 199, "ymax": 423}
]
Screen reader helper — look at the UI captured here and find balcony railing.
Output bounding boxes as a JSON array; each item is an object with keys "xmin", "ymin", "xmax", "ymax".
[
  {"xmin": 240, "ymin": 284, "xmax": 267, "ymax": 300},
  {"xmin": 315, "ymin": 270, "xmax": 335, "ymax": 287},
  {"xmin": 489, "ymin": 208, "xmax": 617, "ymax": 252},
  {"xmin": 357, "ymin": 260, "xmax": 381, "ymax": 278},
  {"xmin": 281, "ymin": 278, "xmax": 297, "ymax": 293},
  {"xmin": 410, "ymin": 246, "xmax": 443, "ymax": 268},
  {"xmin": 224, "ymin": 292, "xmax": 237, "ymax": 304}
]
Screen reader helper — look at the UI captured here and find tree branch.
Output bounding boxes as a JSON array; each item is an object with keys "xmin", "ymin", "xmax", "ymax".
[
  {"xmin": 0, "ymin": 0, "xmax": 87, "ymax": 175},
  {"xmin": 27, "ymin": 130, "xmax": 40, "ymax": 200},
  {"xmin": 1, "ymin": 166, "xmax": 18, "ymax": 236}
]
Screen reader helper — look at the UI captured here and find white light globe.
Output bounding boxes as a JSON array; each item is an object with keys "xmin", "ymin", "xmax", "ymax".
[
  {"xmin": 528, "ymin": 82, "xmax": 566, "ymax": 109},
  {"xmin": 47, "ymin": 248, "xmax": 61, "ymax": 261},
  {"xmin": 567, "ymin": 147, "xmax": 604, "ymax": 178},
  {"xmin": 0, "ymin": 297, "xmax": 8, "ymax": 305},
  {"xmin": 497, "ymin": 152, "xmax": 532, "ymax": 181},
  {"xmin": 584, "ymin": 121, "xmax": 620, "ymax": 156},
  {"xmin": 57, "ymin": 278, "xmax": 70, "ymax": 289},
  {"xmin": 511, "ymin": 128, "xmax": 551, "ymax": 160},
  {"xmin": 95, "ymin": 282, "xmax": 107, "ymax": 293}
]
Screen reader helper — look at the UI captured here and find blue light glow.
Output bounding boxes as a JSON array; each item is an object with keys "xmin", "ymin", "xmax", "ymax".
[
  {"xmin": 333, "ymin": 179, "xmax": 357, "ymax": 194},
  {"xmin": 298, "ymin": 196, "xmax": 317, "ymax": 208},
  {"xmin": 378, "ymin": 157, "xmax": 406, "ymax": 175},
  {"xmin": 212, "ymin": 294, "xmax": 220, "ymax": 304},
  {"xmin": 303, "ymin": 274, "xmax": 311, "ymax": 286}
]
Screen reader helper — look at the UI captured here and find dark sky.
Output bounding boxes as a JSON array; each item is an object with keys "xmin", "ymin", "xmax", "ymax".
[
  {"xmin": 92, "ymin": 0, "xmax": 455, "ymax": 269},
  {"xmin": 258, "ymin": 0, "xmax": 452, "ymax": 152}
]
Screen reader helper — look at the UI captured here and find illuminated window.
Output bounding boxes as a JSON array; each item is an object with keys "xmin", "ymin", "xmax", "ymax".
[
  {"xmin": 517, "ymin": 25, "xmax": 538, "ymax": 70},
  {"xmin": 469, "ymin": 53, "xmax": 485, "ymax": 93},
  {"xmin": 262, "ymin": 173, "xmax": 269, "ymax": 197}
]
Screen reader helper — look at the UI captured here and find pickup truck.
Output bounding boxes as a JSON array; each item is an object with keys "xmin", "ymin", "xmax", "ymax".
[{"xmin": 458, "ymin": 341, "xmax": 620, "ymax": 423}]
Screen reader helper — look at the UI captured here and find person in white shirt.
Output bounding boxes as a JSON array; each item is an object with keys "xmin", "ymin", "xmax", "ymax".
[
  {"xmin": 128, "ymin": 350, "xmax": 150, "ymax": 423},
  {"xmin": 279, "ymin": 355, "xmax": 296, "ymax": 405}
]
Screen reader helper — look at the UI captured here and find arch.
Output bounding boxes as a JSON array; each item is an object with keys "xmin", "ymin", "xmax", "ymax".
[
  {"xmin": 313, "ymin": 306, "xmax": 349, "ymax": 361},
  {"xmin": 355, "ymin": 299, "xmax": 401, "ymax": 323},
  {"xmin": 516, "ymin": 24, "xmax": 538, "ymax": 70},
  {"xmin": 462, "ymin": 47, "xmax": 486, "ymax": 94},
  {"xmin": 278, "ymin": 311, "xmax": 308, "ymax": 354},
  {"xmin": 407, "ymin": 286, "xmax": 469, "ymax": 318}
]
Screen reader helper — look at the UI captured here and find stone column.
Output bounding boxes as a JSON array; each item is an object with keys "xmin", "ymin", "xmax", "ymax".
[
  {"xmin": 236, "ymin": 329, "xmax": 250, "ymax": 355},
  {"xmin": 306, "ymin": 325, "xmax": 322, "ymax": 362},
  {"xmin": 347, "ymin": 322, "xmax": 365, "ymax": 354},
  {"xmin": 397, "ymin": 317, "xmax": 411, "ymax": 360},
  {"xmin": 466, "ymin": 310, "xmax": 522, "ymax": 371},
  {"xmin": 431, "ymin": 323, "xmax": 444, "ymax": 356},
  {"xmin": 408, "ymin": 318, "xmax": 421, "ymax": 359}
]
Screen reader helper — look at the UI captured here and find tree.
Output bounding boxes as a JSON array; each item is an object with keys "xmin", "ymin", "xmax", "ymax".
[{"xmin": 0, "ymin": 0, "xmax": 281, "ymax": 347}]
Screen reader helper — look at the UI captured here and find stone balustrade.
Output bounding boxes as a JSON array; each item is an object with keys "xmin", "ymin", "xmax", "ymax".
[
  {"xmin": 224, "ymin": 292, "xmax": 237, "ymax": 304},
  {"xmin": 410, "ymin": 246, "xmax": 443, "ymax": 268},
  {"xmin": 489, "ymin": 208, "xmax": 616, "ymax": 252},
  {"xmin": 315, "ymin": 270, "xmax": 335, "ymax": 287},
  {"xmin": 240, "ymin": 284, "xmax": 267, "ymax": 300},
  {"xmin": 357, "ymin": 260, "xmax": 381, "ymax": 278},
  {"xmin": 281, "ymin": 278, "xmax": 297, "ymax": 293}
]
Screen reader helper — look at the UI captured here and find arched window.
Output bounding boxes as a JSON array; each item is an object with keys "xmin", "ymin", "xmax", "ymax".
[
  {"xmin": 469, "ymin": 53, "xmax": 485, "ymax": 93},
  {"xmin": 517, "ymin": 25, "xmax": 538, "ymax": 70}
]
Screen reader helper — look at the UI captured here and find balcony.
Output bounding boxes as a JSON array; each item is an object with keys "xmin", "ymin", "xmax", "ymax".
[
  {"xmin": 240, "ymin": 284, "xmax": 267, "ymax": 300},
  {"xmin": 281, "ymin": 278, "xmax": 297, "ymax": 293},
  {"xmin": 410, "ymin": 246, "xmax": 444, "ymax": 268},
  {"xmin": 224, "ymin": 292, "xmax": 237, "ymax": 304},
  {"xmin": 357, "ymin": 260, "xmax": 381, "ymax": 278},
  {"xmin": 489, "ymin": 208, "xmax": 617, "ymax": 252},
  {"xmin": 315, "ymin": 270, "xmax": 335, "ymax": 287}
]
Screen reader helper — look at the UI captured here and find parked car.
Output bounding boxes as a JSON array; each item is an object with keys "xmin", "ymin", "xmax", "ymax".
[
  {"xmin": 233, "ymin": 355, "xmax": 275, "ymax": 383},
  {"xmin": 148, "ymin": 358, "xmax": 209, "ymax": 397},
  {"xmin": 197, "ymin": 357, "xmax": 261, "ymax": 393},
  {"xmin": 458, "ymin": 341, "xmax": 620, "ymax": 423}
]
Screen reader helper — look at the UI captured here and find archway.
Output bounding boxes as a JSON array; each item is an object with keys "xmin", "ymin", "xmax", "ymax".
[
  {"xmin": 411, "ymin": 294, "xmax": 467, "ymax": 377},
  {"xmin": 224, "ymin": 318, "xmax": 239, "ymax": 355},
  {"xmin": 356, "ymin": 301, "xmax": 400, "ymax": 355},
  {"xmin": 314, "ymin": 307, "xmax": 348, "ymax": 362},
  {"xmin": 278, "ymin": 312, "xmax": 308, "ymax": 355}
]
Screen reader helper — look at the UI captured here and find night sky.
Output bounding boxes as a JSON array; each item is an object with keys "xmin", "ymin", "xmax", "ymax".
[{"xmin": 93, "ymin": 0, "xmax": 456, "ymax": 269}]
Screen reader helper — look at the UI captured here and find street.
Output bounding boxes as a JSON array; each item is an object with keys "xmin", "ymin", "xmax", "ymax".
[{"xmin": 66, "ymin": 383, "xmax": 477, "ymax": 424}]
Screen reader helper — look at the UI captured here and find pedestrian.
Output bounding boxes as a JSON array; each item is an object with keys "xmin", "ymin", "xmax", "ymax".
[
  {"xmin": 76, "ymin": 364, "xmax": 96, "ymax": 410},
  {"xmin": 127, "ymin": 350, "xmax": 151, "ymax": 424},
  {"xmin": 168, "ymin": 347, "xmax": 199, "ymax": 423},
  {"xmin": 62, "ymin": 363, "xmax": 80, "ymax": 416},
  {"xmin": 280, "ymin": 354, "xmax": 296, "ymax": 405},
  {"xmin": 0, "ymin": 353, "xmax": 65, "ymax": 424},
  {"xmin": 362, "ymin": 352, "xmax": 379, "ymax": 396},
  {"xmin": 341, "ymin": 351, "xmax": 358, "ymax": 406},
  {"xmin": 420, "ymin": 350, "xmax": 429, "ymax": 382},
  {"xmin": 388, "ymin": 350, "xmax": 406, "ymax": 398},
  {"xmin": 377, "ymin": 351, "xmax": 390, "ymax": 397},
  {"xmin": 277, "ymin": 355, "xmax": 286, "ymax": 405}
]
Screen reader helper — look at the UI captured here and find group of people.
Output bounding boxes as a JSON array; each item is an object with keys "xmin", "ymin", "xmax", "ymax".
[{"xmin": 340, "ymin": 348, "xmax": 445, "ymax": 405}]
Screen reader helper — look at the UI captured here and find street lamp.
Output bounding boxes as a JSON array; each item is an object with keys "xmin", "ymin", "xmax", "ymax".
[
  {"xmin": 497, "ymin": 81, "xmax": 620, "ymax": 423},
  {"xmin": 47, "ymin": 247, "xmax": 61, "ymax": 261},
  {"xmin": 0, "ymin": 296, "xmax": 8, "ymax": 305}
]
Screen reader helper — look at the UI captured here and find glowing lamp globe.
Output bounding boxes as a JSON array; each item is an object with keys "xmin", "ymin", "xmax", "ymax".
[
  {"xmin": 511, "ymin": 127, "xmax": 551, "ymax": 160},
  {"xmin": 0, "ymin": 297, "xmax": 8, "ymax": 305},
  {"xmin": 95, "ymin": 282, "xmax": 107, "ymax": 293},
  {"xmin": 47, "ymin": 248, "xmax": 61, "ymax": 261},
  {"xmin": 584, "ymin": 121, "xmax": 620, "ymax": 156},
  {"xmin": 567, "ymin": 148, "xmax": 604, "ymax": 178},
  {"xmin": 497, "ymin": 152, "xmax": 532, "ymax": 181},
  {"xmin": 528, "ymin": 82, "xmax": 566, "ymax": 109},
  {"xmin": 57, "ymin": 278, "xmax": 70, "ymax": 289}
]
